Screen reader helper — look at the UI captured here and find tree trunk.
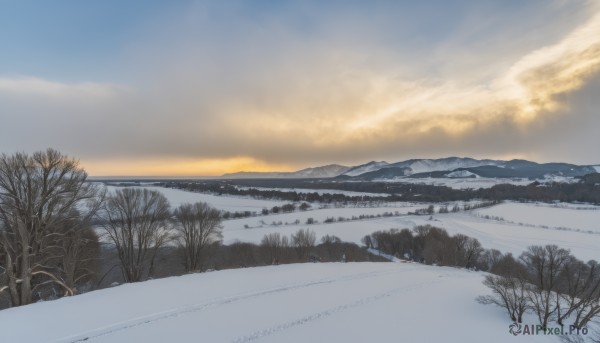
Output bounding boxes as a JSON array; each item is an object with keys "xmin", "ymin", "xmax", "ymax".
[{"xmin": 5, "ymin": 253, "xmax": 20, "ymax": 307}]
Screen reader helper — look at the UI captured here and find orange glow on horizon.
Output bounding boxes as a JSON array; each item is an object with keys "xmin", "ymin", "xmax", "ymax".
[{"xmin": 81, "ymin": 156, "xmax": 296, "ymax": 177}]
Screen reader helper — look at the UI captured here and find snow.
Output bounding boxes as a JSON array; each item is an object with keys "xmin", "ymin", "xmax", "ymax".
[
  {"xmin": 400, "ymin": 158, "xmax": 497, "ymax": 174},
  {"xmin": 367, "ymin": 248, "xmax": 404, "ymax": 262},
  {"xmin": 102, "ymin": 185, "xmax": 283, "ymax": 213},
  {"xmin": 101, "ymin": 185, "xmax": 600, "ymax": 261},
  {"xmin": 409, "ymin": 213, "xmax": 600, "ymax": 262},
  {"xmin": 475, "ymin": 202, "xmax": 600, "ymax": 233},
  {"xmin": 0, "ymin": 263, "xmax": 561, "ymax": 343},
  {"xmin": 342, "ymin": 161, "xmax": 389, "ymax": 176},
  {"xmin": 292, "ymin": 164, "xmax": 349, "ymax": 178},
  {"xmin": 223, "ymin": 207, "xmax": 600, "ymax": 262},
  {"xmin": 445, "ymin": 170, "xmax": 478, "ymax": 178},
  {"xmin": 593, "ymin": 166, "xmax": 600, "ymax": 173},
  {"xmin": 222, "ymin": 203, "xmax": 427, "ymax": 243},
  {"xmin": 375, "ymin": 176, "xmax": 535, "ymax": 189},
  {"xmin": 4, "ymin": 184, "xmax": 596, "ymax": 342}
]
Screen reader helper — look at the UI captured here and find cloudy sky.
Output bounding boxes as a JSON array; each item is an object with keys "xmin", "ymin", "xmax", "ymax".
[{"xmin": 1, "ymin": 0, "xmax": 600, "ymax": 176}]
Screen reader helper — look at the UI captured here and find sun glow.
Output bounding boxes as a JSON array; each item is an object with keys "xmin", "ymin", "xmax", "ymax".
[{"xmin": 82, "ymin": 157, "xmax": 295, "ymax": 177}]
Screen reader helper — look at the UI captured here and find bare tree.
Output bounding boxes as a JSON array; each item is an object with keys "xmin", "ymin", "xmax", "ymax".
[
  {"xmin": 478, "ymin": 274, "xmax": 529, "ymax": 323},
  {"xmin": 452, "ymin": 233, "xmax": 469, "ymax": 266},
  {"xmin": 320, "ymin": 235, "xmax": 342, "ymax": 261},
  {"xmin": 481, "ymin": 249, "xmax": 504, "ymax": 272},
  {"xmin": 361, "ymin": 235, "xmax": 373, "ymax": 249},
  {"xmin": 461, "ymin": 236, "xmax": 483, "ymax": 268},
  {"xmin": 54, "ymin": 210, "xmax": 101, "ymax": 293},
  {"xmin": 173, "ymin": 202, "xmax": 222, "ymax": 272},
  {"xmin": 521, "ymin": 245, "xmax": 571, "ymax": 329},
  {"xmin": 556, "ymin": 258, "xmax": 600, "ymax": 328},
  {"xmin": 291, "ymin": 228, "xmax": 316, "ymax": 260},
  {"xmin": 228, "ymin": 242, "xmax": 259, "ymax": 268},
  {"xmin": 261, "ymin": 232, "xmax": 287, "ymax": 265},
  {"xmin": 102, "ymin": 188, "xmax": 171, "ymax": 283},
  {"xmin": 0, "ymin": 149, "xmax": 102, "ymax": 306}
]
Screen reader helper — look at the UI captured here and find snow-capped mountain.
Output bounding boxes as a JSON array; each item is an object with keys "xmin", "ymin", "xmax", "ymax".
[
  {"xmin": 292, "ymin": 164, "xmax": 351, "ymax": 178},
  {"xmin": 222, "ymin": 157, "xmax": 598, "ymax": 180},
  {"xmin": 388, "ymin": 157, "xmax": 502, "ymax": 175},
  {"xmin": 343, "ymin": 157, "xmax": 597, "ymax": 180},
  {"xmin": 341, "ymin": 161, "xmax": 390, "ymax": 177},
  {"xmin": 222, "ymin": 164, "xmax": 349, "ymax": 179},
  {"xmin": 338, "ymin": 157, "xmax": 506, "ymax": 180}
]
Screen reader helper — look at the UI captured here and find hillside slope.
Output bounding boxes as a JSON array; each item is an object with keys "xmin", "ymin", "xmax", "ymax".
[{"xmin": 0, "ymin": 263, "xmax": 560, "ymax": 343}]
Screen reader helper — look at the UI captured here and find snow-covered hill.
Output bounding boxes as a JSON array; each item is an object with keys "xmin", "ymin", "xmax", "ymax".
[
  {"xmin": 222, "ymin": 164, "xmax": 349, "ymax": 179},
  {"xmin": 389, "ymin": 157, "xmax": 501, "ymax": 175},
  {"xmin": 341, "ymin": 161, "xmax": 390, "ymax": 176},
  {"xmin": 292, "ymin": 164, "xmax": 350, "ymax": 178},
  {"xmin": 0, "ymin": 263, "xmax": 560, "ymax": 343}
]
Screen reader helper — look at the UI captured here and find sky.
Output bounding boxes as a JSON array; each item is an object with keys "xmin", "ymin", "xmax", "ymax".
[{"xmin": 1, "ymin": 0, "xmax": 600, "ymax": 176}]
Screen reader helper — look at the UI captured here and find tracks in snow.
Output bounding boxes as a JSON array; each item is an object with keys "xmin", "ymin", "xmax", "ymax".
[
  {"xmin": 51, "ymin": 268, "xmax": 401, "ymax": 343},
  {"xmin": 232, "ymin": 280, "xmax": 439, "ymax": 343}
]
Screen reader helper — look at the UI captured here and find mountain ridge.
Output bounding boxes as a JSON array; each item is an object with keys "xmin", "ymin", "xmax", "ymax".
[{"xmin": 221, "ymin": 157, "xmax": 599, "ymax": 180}]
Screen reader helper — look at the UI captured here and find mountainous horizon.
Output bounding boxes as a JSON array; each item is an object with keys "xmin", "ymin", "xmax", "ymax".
[{"xmin": 221, "ymin": 157, "xmax": 600, "ymax": 180}]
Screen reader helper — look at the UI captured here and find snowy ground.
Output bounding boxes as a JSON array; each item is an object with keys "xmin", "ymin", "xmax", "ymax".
[
  {"xmin": 475, "ymin": 201, "xmax": 600, "ymax": 233},
  {"xmin": 222, "ymin": 203, "xmax": 425, "ymax": 230},
  {"xmin": 4, "ymin": 186, "xmax": 596, "ymax": 342},
  {"xmin": 102, "ymin": 185, "xmax": 283, "ymax": 212},
  {"xmin": 223, "ymin": 211, "xmax": 600, "ymax": 262},
  {"xmin": 0, "ymin": 263, "xmax": 563, "ymax": 343},
  {"xmin": 407, "ymin": 213, "xmax": 600, "ymax": 262},
  {"xmin": 376, "ymin": 176, "xmax": 577, "ymax": 189},
  {"xmin": 102, "ymin": 185, "xmax": 600, "ymax": 261}
]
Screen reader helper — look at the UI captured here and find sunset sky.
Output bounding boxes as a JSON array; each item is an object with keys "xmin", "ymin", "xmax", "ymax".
[{"xmin": 1, "ymin": 0, "xmax": 600, "ymax": 176}]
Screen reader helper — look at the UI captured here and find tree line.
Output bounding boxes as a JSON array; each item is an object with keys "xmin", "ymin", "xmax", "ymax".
[{"xmin": 362, "ymin": 225, "xmax": 483, "ymax": 268}]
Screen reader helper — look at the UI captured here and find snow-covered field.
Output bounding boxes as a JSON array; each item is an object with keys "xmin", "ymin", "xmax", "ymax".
[
  {"xmin": 222, "ymin": 203, "xmax": 424, "ymax": 230},
  {"xmin": 475, "ymin": 202, "xmax": 600, "ymax": 233},
  {"xmin": 376, "ymin": 177, "xmax": 534, "ymax": 189},
  {"xmin": 3, "ymin": 186, "xmax": 598, "ymax": 342},
  {"xmin": 0, "ymin": 263, "xmax": 562, "ymax": 343},
  {"xmin": 407, "ymin": 213, "xmax": 600, "ymax": 262},
  {"xmin": 102, "ymin": 185, "xmax": 600, "ymax": 261},
  {"xmin": 375, "ymin": 176, "xmax": 577, "ymax": 189},
  {"xmin": 223, "ymin": 211, "xmax": 600, "ymax": 262},
  {"xmin": 102, "ymin": 185, "xmax": 283, "ymax": 212}
]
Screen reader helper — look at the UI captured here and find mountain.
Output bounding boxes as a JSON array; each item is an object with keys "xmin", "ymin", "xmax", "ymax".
[
  {"xmin": 341, "ymin": 161, "xmax": 390, "ymax": 176},
  {"xmin": 347, "ymin": 166, "xmax": 411, "ymax": 180},
  {"xmin": 362, "ymin": 158, "xmax": 597, "ymax": 180},
  {"xmin": 222, "ymin": 164, "xmax": 349, "ymax": 179},
  {"xmin": 457, "ymin": 162, "xmax": 595, "ymax": 179},
  {"xmin": 388, "ymin": 157, "xmax": 503, "ymax": 174},
  {"xmin": 340, "ymin": 157, "xmax": 504, "ymax": 180},
  {"xmin": 222, "ymin": 157, "xmax": 598, "ymax": 180}
]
